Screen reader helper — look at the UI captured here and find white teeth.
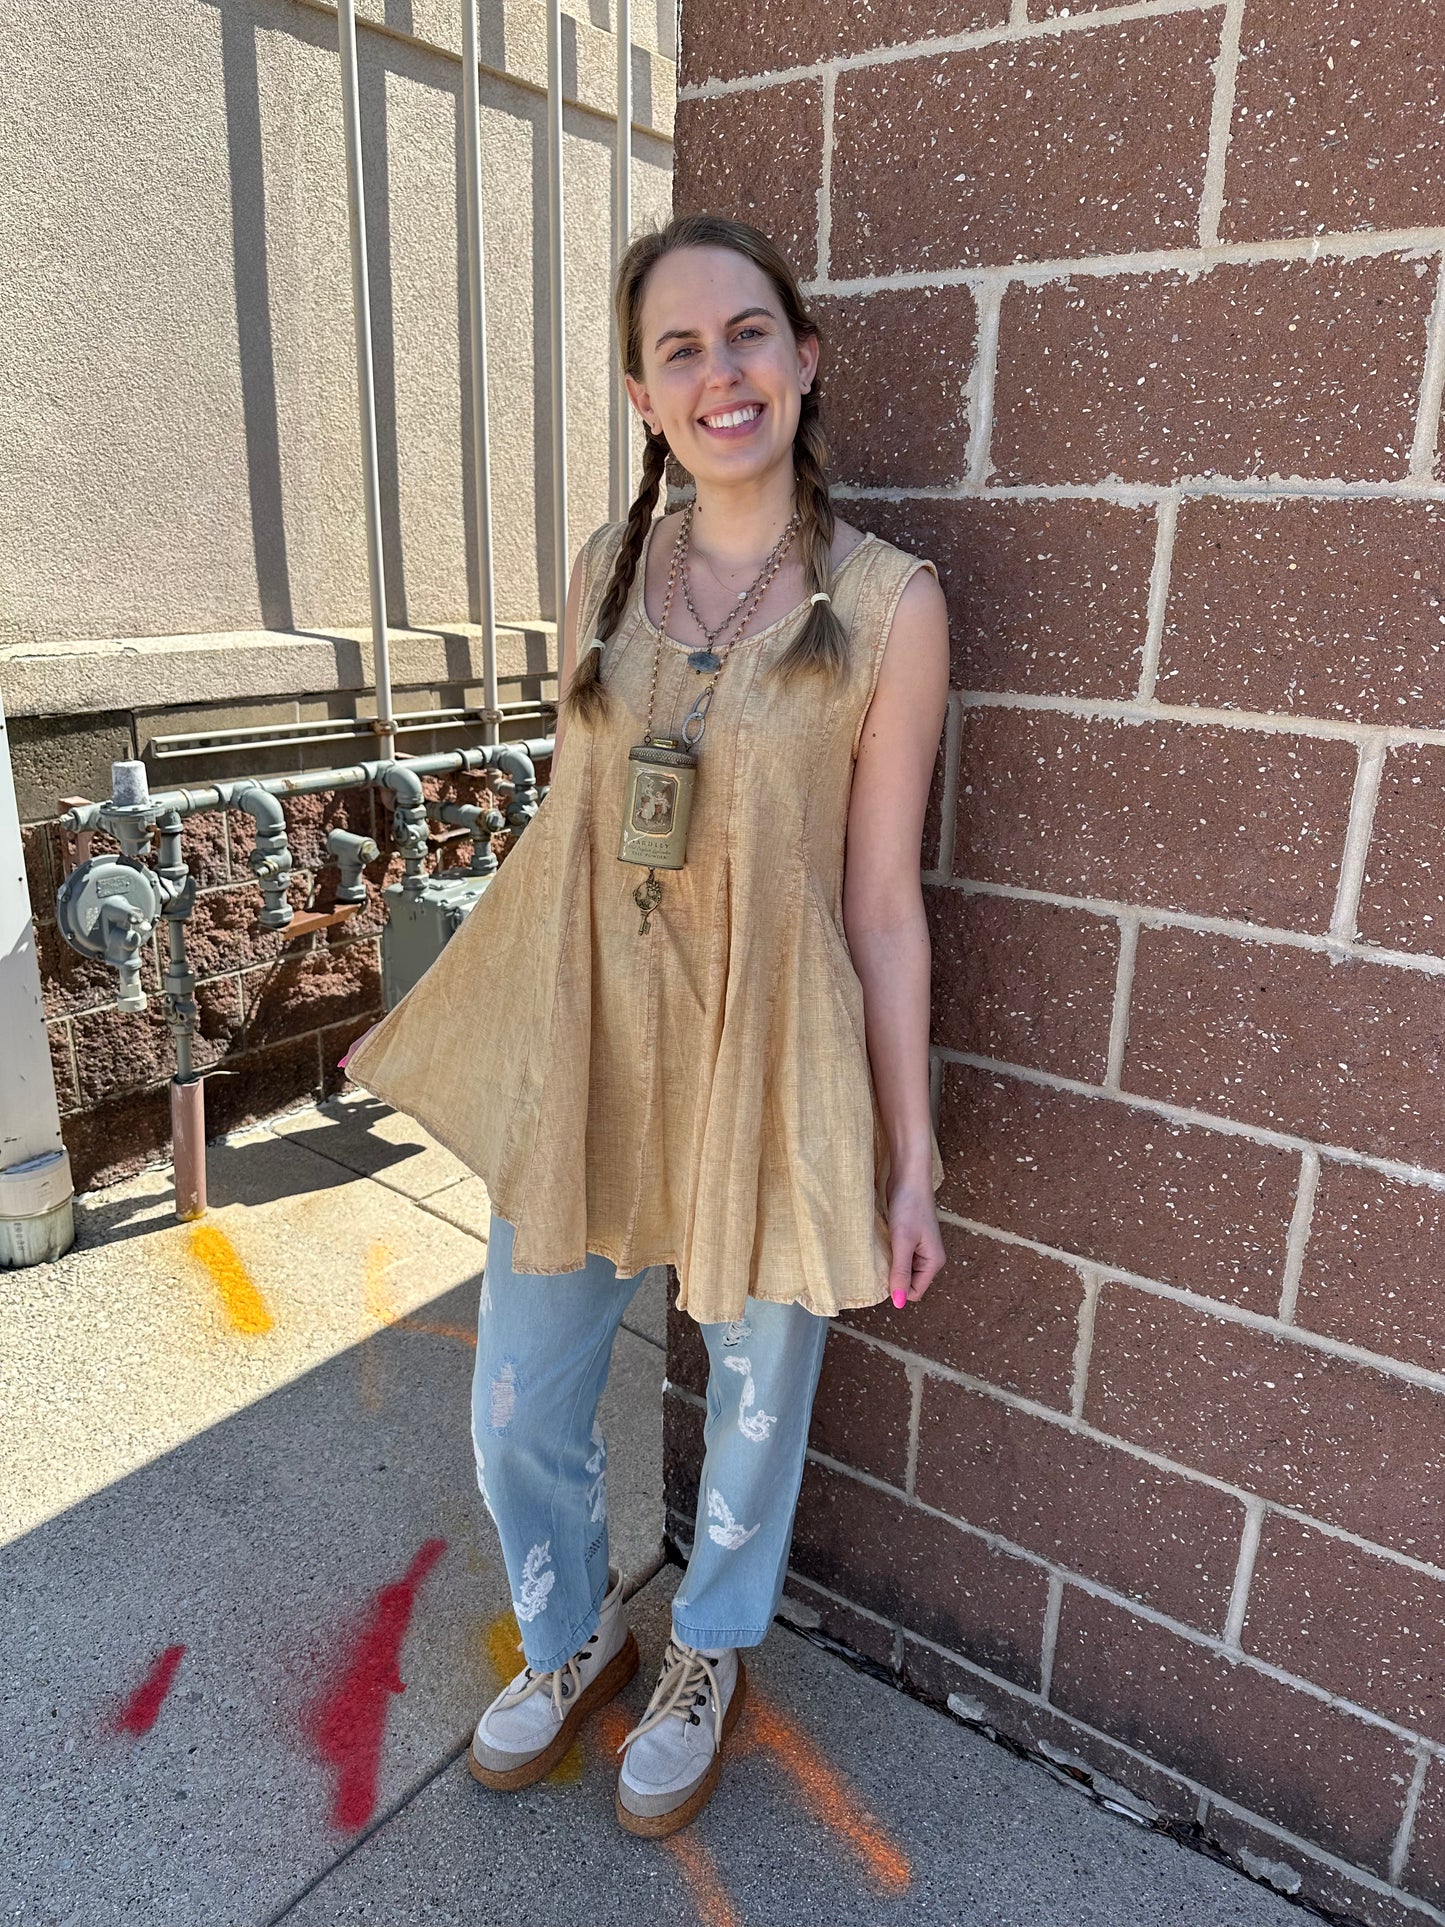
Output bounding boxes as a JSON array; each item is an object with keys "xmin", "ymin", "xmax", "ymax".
[{"xmin": 702, "ymin": 405, "xmax": 761, "ymax": 429}]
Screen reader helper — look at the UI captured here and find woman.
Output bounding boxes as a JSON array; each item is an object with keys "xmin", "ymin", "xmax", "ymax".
[{"xmin": 342, "ymin": 212, "xmax": 949, "ymax": 1836}]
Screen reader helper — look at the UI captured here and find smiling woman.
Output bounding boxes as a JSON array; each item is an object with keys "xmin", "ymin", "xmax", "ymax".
[{"xmin": 340, "ymin": 211, "xmax": 950, "ymax": 1844}]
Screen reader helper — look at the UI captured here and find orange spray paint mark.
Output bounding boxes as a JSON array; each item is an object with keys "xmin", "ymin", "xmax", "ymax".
[
  {"xmin": 591, "ymin": 1704, "xmax": 741, "ymax": 1926},
  {"xmin": 365, "ymin": 1244, "xmax": 400, "ymax": 1326},
  {"xmin": 111, "ymin": 1644, "xmax": 185, "ymax": 1736},
  {"xmin": 545, "ymin": 1739, "xmax": 586, "ymax": 1785},
  {"xmin": 668, "ymin": 1835, "xmax": 742, "ymax": 1927},
  {"xmin": 187, "ymin": 1224, "xmax": 272, "ymax": 1335},
  {"xmin": 302, "ymin": 1537, "xmax": 447, "ymax": 1832},
  {"xmin": 750, "ymin": 1691, "xmax": 910, "ymax": 1894}
]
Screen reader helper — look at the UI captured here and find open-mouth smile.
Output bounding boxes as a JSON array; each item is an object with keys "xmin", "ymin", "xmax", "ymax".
[{"xmin": 697, "ymin": 403, "xmax": 765, "ymax": 440}]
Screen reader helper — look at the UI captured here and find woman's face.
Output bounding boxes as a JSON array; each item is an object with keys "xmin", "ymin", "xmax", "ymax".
[{"xmin": 625, "ymin": 245, "xmax": 819, "ymax": 490}]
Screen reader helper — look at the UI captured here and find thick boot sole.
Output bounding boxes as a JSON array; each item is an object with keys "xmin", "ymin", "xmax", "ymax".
[
  {"xmin": 469, "ymin": 1628, "xmax": 640, "ymax": 1792},
  {"xmin": 615, "ymin": 1659, "xmax": 748, "ymax": 1838}
]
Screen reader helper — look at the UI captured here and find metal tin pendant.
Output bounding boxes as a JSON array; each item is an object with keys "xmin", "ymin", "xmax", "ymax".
[{"xmin": 618, "ymin": 737, "xmax": 696, "ymax": 871}]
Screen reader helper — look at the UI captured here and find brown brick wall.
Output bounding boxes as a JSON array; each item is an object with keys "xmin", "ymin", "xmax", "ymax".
[{"xmin": 672, "ymin": 0, "xmax": 1445, "ymax": 1916}]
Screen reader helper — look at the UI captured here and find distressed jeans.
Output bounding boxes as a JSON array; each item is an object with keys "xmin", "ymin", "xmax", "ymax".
[{"xmin": 471, "ymin": 1209, "xmax": 831, "ymax": 1673}]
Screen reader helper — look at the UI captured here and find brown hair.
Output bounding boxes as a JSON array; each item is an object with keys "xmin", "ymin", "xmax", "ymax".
[{"xmin": 561, "ymin": 213, "xmax": 849, "ymax": 727}]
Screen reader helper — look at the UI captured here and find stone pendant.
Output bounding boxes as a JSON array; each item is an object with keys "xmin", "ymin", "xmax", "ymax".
[{"xmin": 687, "ymin": 648, "xmax": 722, "ymax": 674}]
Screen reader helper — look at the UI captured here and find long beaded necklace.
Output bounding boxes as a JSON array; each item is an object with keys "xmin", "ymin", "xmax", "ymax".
[{"xmin": 617, "ymin": 502, "xmax": 802, "ymax": 935}]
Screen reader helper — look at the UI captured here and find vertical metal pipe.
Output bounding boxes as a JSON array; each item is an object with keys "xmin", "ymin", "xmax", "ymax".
[
  {"xmin": 460, "ymin": 0, "xmax": 499, "ymax": 746},
  {"xmin": 546, "ymin": 0, "xmax": 568, "ymax": 631},
  {"xmin": 336, "ymin": 0, "xmax": 395, "ymax": 764},
  {"xmin": 614, "ymin": 0, "xmax": 632, "ymax": 517}
]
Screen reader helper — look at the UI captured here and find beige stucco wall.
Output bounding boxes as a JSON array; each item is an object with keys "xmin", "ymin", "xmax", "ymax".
[{"xmin": 0, "ymin": 0, "xmax": 674, "ymax": 648}]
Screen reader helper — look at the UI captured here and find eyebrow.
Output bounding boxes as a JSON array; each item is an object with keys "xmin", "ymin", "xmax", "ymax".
[{"xmin": 653, "ymin": 306, "xmax": 776, "ymax": 351}]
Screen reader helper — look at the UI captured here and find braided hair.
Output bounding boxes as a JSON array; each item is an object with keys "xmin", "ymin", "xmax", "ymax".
[{"xmin": 562, "ymin": 213, "xmax": 849, "ymax": 729}]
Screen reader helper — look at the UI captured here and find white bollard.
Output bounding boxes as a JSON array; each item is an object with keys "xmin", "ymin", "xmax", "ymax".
[{"xmin": 0, "ymin": 679, "xmax": 75, "ymax": 1267}]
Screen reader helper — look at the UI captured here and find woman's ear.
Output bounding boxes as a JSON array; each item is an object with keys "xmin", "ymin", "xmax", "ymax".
[
  {"xmin": 624, "ymin": 371, "xmax": 659, "ymax": 435},
  {"xmin": 797, "ymin": 332, "xmax": 820, "ymax": 395}
]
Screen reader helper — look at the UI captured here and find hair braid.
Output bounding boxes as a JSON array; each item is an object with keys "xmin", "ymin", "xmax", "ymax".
[
  {"xmin": 561, "ymin": 427, "xmax": 668, "ymax": 727},
  {"xmin": 771, "ymin": 386, "xmax": 848, "ymax": 685}
]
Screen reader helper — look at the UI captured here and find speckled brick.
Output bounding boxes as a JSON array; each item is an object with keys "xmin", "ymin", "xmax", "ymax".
[
  {"xmin": 1243, "ymin": 1513, "xmax": 1445, "ymax": 1741},
  {"xmin": 238, "ymin": 940, "xmax": 381, "ymax": 1051},
  {"xmin": 1202, "ymin": 1806, "xmax": 1434, "ymax": 1927},
  {"xmin": 1405, "ymin": 1765, "xmax": 1445, "ymax": 1906},
  {"xmin": 202, "ymin": 1034, "xmax": 323, "ymax": 1138},
  {"xmin": 1124, "ymin": 926, "xmax": 1445, "ymax": 1168},
  {"xmin": 1159, "ymin": 498, "xmax": 1445, "ymax": 725},
  {"xmin": 1052, "ymin": 1589, "xmax": 1415, "ymax": 1874},
  {"xmin": 851, "ymin": 497, "xmax": 1155, "ymax": 699},
  {"xmin": 183, "ymin": 877, "xmax": 313, "ymax": 976},
  {"xmin": 925, "ymin": 889, "xmax": 1119, "ymax": 1080},
  {"xmin": 1357, "ymin": 744, "xmax": 1445, "ymax": 953},
  {"xmin": 678, "ymin": 0, "xmax": 1003, "ymax": 85},
  {"xmin": 791, "ymin": 1458, "xmax": 1048, "ymax": 1685},
  {"xmin": 1295, "ymin": 1161, "xmax": 1445, "ymax": 1374},
  {"xmin": 807, "ymin": 1336, "xmax": 912, "ymax": 1484},
  {"xmin": 843, "ymin": 1222, "xmax": 1086, "ymax": 1409},
  {"xmin": 901, "ymin": 1638, "xmax": 1203, "ymax": 1829},
  {"xmin": 673, "ymin": 85, "xmax": 823, "ymax": 281},
  {"xmin": 937, "ymin": 1066, "xmax": 1297, "ymax": 1310},
  {"xmin": 47, "ymin": 1020, "xmax": 78, "ymax": 1113},
  {"xmin": 1222, "ymin": 0, "xmax": 1445, "ymax": 243},
  {"xmin": 71, "ymin": 977, "xmax": 242, "ymax": 1103},
  {"xmin": 1086, "ymin": 1283, "xmax": 1445, "ymax": 1563},
  {"xmin": 953, "ymin": 709, "xmax": 1355, "ymax": 929},
  {"xmin": 62, "ymin": 1083, "xmax": 174, "ymax": 1193},
  {"xmin": 813, "ymin": 288, "xmax": 977, "ymax": 488},
  {"xmin": 320, "ymin": 1008, "xmax": 384, "ymax": 1099},
  {"xmin": 831, "ymin": 12, "xmax": 1217, "ymax": 275},
  {"xmin": 916, "ymin": 1380, "xmax": 1246, "ymax": 1630},
  {"xmin": 780, "ymin": 1573, "xmax": 900, "ymax": 1673},
  {"xmin": 991, "ymin": 254, "xmax": 1436, "ymax": 485},
  {"xmin": 179, "ymin": 809, "xmax": 231, "ymax": 891},
  {"xmin": 21, "ymin": 823, "xmax": 56, "ymax": 913},
  {"xmin": 663, "ymin": 1384, "xmax": 705, "ymax": 1522}
]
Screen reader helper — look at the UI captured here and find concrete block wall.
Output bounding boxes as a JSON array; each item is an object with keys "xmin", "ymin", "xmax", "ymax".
[{"xmin": 667, "ymin": 2, "xmax": 1445, "ymax": 1918}]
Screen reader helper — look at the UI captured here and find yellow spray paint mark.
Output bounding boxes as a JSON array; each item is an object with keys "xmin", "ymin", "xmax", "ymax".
[
  {"xmin": 484, "ymin": 1609, "xmax": 523, "ymax": 1684},
  {"xmin": 365, "ymin": 1243, "xmax": 400, "ymax": 1326},
  {"xmin": 186, "ymin": 1224, "xmax": 273, "ymax": 1336},
  {"xmin": 544, "ymin": 1740, "xmax": 585, "ymax": 1786}
]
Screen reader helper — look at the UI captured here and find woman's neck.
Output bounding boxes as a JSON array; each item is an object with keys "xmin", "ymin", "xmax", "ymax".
[{"xmin": 686, "ymin": 467, "xmax": 798, "ymax": 573}]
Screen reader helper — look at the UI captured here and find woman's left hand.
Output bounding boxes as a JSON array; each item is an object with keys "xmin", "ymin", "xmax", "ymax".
[{"xmin": 885, "ymin": 1178, "xmax": 946, "ymax": 1309}]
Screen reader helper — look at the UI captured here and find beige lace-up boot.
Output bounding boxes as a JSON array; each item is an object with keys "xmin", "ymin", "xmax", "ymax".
[
  {"xmin": 469, "ymin": 1566, "xmax": 639, "ymax": 1790},
  {"xmin": 614, "ymin": 1634, "xmax": 747, "ymax": 1836}
]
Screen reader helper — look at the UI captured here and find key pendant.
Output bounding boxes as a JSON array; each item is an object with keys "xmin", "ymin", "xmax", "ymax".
[{"xmin": 634, "ymin": 871, "xmax": 663, "ymax": 935}]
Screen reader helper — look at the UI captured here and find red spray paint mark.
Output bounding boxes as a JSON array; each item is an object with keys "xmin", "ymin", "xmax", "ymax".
[
  {"xmin": 112, "ymin": 1644, "xmax": 186, "ymax": 1735},
  {"xmin": 302, "ymin": 1538, "xmax": 447, "ymax": 1832}
]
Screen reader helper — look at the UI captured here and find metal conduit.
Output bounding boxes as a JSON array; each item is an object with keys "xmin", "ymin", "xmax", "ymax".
[
  {"xmin": 335, "ymin": 0, "xmax": 396, "ymax": 765},
  {"xmin": 614, "ymin": 0, "xmax": 632, "ymax": 516},
  {"xmin": 546, "ymin": 0, "xmax": 568, "ymax": 634},
  {"xmin": 460, "ymin": 0, "xmax": 499, "ymax": 747}
]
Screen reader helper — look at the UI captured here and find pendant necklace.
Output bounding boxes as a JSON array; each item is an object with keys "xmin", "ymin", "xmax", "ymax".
[{"xmin": 615, "ymin": 501, "xmax": 802, "ymax": 935}]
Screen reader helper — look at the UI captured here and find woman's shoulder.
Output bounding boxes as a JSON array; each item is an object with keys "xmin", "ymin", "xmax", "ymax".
[{"xmin": 834, "ymin": 516, "xmax": 935, "ymax": 582}]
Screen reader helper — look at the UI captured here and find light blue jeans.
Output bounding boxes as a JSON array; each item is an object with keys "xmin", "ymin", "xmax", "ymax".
[{"xmin": 471, "ymin": 1211, "xmax": 830, "ymax": 1672}]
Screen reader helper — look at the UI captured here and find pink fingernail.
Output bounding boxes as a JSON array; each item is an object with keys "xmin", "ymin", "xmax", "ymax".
[{"xmin": 891, "ymin": 1289, "xmax": 906, "ymax": 1309}]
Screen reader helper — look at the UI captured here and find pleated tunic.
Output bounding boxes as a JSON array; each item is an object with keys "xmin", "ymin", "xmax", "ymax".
[{"xmin": 342, "ymin": 517, "xmax": 944, "ymax": 1325}]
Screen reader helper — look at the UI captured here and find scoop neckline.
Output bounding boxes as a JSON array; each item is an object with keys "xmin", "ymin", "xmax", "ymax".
[{"xmin": 632, "ymin": 517, "xmax": 878, "ymax": 651}]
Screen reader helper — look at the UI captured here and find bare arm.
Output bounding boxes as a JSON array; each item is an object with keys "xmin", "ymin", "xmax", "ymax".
[{"xmin": 841, "ymin": 563, "xmax": 951, "ymax": 1303}]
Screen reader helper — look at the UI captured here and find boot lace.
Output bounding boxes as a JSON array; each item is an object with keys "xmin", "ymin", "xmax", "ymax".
[
  {"xmin": 617, "ymin": 1636, "xmax": 722, "ymax": 1754},
  {"xmin": 499, "ymin": 1625, "xmax": 600, "ymax": 1724}
]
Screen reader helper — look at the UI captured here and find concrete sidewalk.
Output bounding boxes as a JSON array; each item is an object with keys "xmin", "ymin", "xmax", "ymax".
[{"xmin": 3, "ymin": 1094, "xmax": 1307, "ymax": 1926}]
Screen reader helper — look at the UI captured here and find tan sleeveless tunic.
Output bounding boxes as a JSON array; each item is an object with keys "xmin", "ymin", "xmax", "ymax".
[{"xmin": 342, "ymin": 517, "xmax": 944, "ymax": 1324}]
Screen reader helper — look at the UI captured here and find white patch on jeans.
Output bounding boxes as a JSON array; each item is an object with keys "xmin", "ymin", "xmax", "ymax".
[
  {"xmin": 488, "ymin": 1359, "xmax": 518, "ymax": 1431},
  {"xmin": 474, "ymin": 1440, "xmax": 491, "ymax": 1506},
  {"xmin": 706, "ymin": 1485, "xmax": 761, "ymax": 1551},
  {"xmin": 585, "ymin": 1420, "xmax": 608, "ymax": 1523},
  {"xmin": 479, "ymin": 1266, "xmax": 493, "ymax": 1317},
  {"xmin": 722, "ymin": 1355, "xmax": 777, "ymax": 1442},
  {"xmin": 514, "ymin": 1540, "xmax": 556, "ymax": 1622},
  {"xmin": 720, "ymin": 1318, "xmax": 752, "ymax": 1348}
]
